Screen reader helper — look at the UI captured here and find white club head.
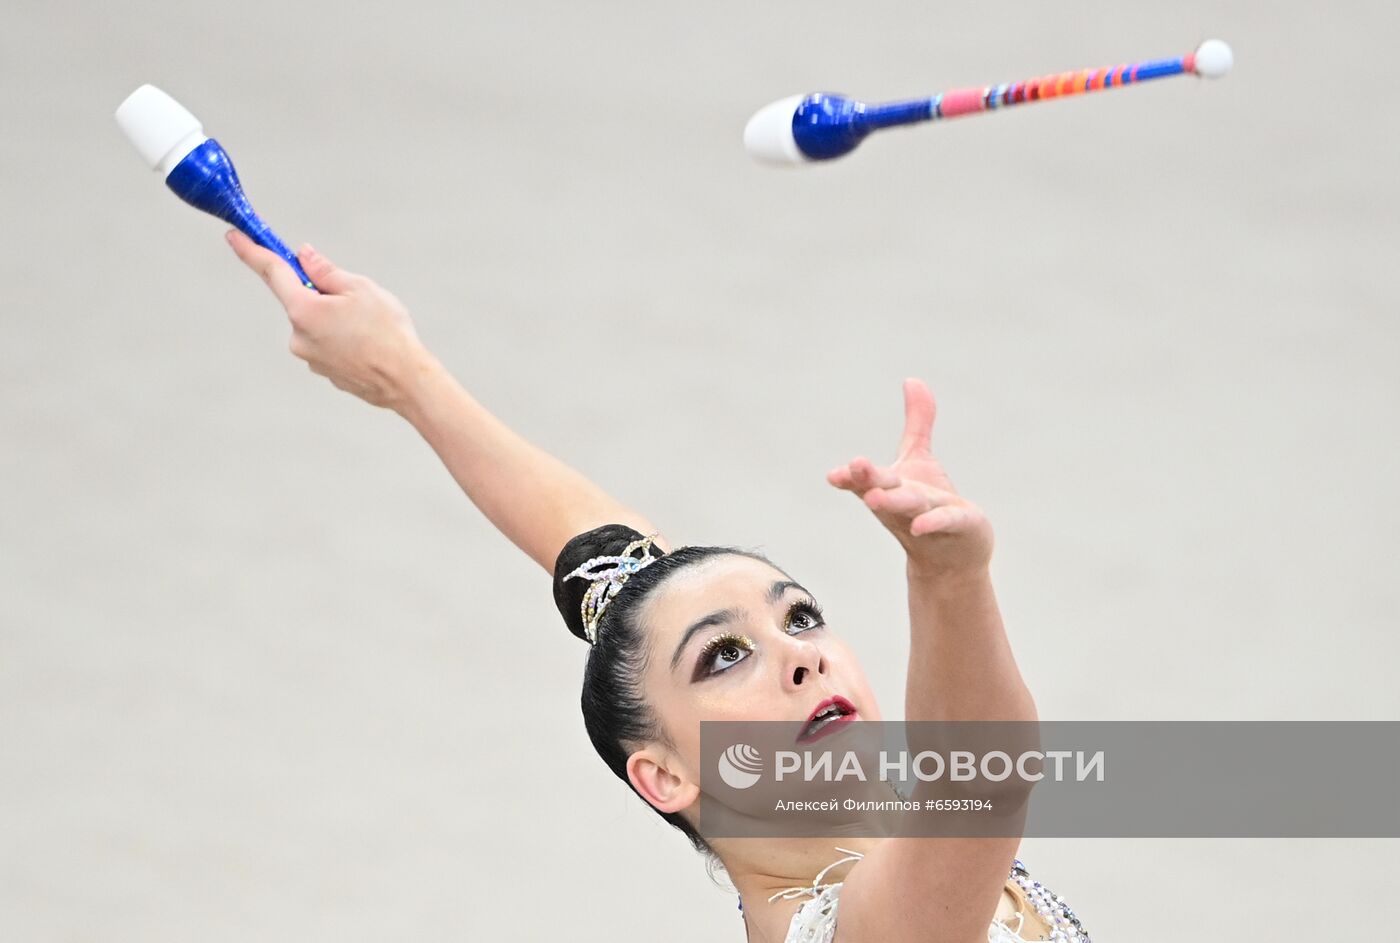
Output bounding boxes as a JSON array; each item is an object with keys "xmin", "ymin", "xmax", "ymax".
[
  {"xmin": 115, "ymin": 84, "xmax": 207, "ymax": 175},
  {"xmin": 743, "ymin": 94, "xmax": 808, "ymax": 166},
  {"xmin": 1193, "ymin": 39, "xmax": 1233, "ymax": 79}
]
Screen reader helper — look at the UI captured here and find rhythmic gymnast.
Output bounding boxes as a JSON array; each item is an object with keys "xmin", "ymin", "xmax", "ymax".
[{"xmin": 226, "ymin": 233, "xmax": 1086, "ymax": 942}]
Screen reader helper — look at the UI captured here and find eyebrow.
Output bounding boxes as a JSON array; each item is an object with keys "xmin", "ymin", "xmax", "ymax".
[{"xmin": 669, "ymin": 580, "xmax": 810, "ymax": 672}]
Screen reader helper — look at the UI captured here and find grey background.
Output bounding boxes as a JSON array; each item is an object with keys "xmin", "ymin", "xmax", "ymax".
[{"xmin": 3, "ymin": 0, "xmax": 1396, "ymax": 939}]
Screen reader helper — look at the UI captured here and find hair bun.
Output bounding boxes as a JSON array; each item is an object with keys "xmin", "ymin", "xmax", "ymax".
[{"xmin": 552, "ymin": 524, "xmax": 651, "ymax": 643}]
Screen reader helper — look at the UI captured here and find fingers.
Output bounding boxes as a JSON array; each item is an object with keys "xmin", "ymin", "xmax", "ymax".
[
  {"xmin": 895, "ymin": 377, "xmax": 938, "ymax": 462},
  {"xmin": 849, "ymin": 457, "xmax": 898, "ymax": 491},
  {"xmin": 226, "ymin": 229, "xmax": 312, "ymax": 310},
  {"xmin": 827, "ymin": 456, "xmax": 898, "ymax": 493},
  {"xmin": 865, "ymin": 482, "xmax": 958, "ymax": 516},
  {"xmin": 910, "ymin": 504, "xmax": 977, "ymax": 537},
  {"xmin": 294, "ymin": 243, "xmax": 360, "ymax": 295}
]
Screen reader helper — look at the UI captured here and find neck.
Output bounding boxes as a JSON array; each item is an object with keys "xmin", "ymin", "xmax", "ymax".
[
  {"xmin": 859, "ymin": 97, "xmax": 935, "ymax": 130},
  {"xmin": 705, "ymin": 777, "xmax": 896, "ymax": 942},
  {"xmin": 724, "ymin": 833, "xmax": 878, "ymax": 893}
]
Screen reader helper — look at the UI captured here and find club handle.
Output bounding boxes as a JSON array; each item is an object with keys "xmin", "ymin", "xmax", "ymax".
[
  {"xmin": 238, "ymin": 217, "xmax": 318, "ymax": 292},
  {"xmin": 930, "ymin": 51, "xmax": 1205, "ymax": 121}
]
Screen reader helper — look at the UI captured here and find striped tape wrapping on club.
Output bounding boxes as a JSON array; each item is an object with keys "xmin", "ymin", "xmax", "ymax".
[{"xmin": 935, "ymin": 46, "xmax": 1220, "ymax": 119}]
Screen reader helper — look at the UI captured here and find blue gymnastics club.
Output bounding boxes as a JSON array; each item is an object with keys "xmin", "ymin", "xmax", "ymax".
[
  {"xmin": 115, "ymin": 84, "xmax": 317, "ymax": 291},
  {"xmin": 743, "ymin": 39, "xmax": 1233, "ymax": 165}
]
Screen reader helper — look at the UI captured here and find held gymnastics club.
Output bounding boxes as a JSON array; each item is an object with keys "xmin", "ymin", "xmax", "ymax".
[
  {"xmin": 114, "ymin": 84, "xmax": 317, "ymax": 291},
  {"xmin": 744, "ymin": 39, "xmax": 1233, "ymax": 165}
]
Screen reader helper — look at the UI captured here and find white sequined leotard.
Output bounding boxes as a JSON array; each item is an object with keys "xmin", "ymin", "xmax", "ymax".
[{"xmin": 772, "ymin": 848, "xmax": 1091, "ymax": 943}]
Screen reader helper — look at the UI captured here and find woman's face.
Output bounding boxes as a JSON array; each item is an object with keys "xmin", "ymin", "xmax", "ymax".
[{"xmin": 626, "ymin": 553, "xmax": 882, "ymax": 810}]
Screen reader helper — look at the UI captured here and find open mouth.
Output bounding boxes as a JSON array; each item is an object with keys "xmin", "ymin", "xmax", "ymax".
[{"xmin": 797, "ymin": 695, "xmax": 858, "ymax": 743}]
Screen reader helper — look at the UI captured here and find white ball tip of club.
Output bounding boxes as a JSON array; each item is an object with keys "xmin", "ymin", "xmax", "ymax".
[
  {"xmin": 1193, "ymin": 39, "xmax": 1233, "ymax": 79},
  {"xmin": 114, "ymin": 83, "xmax": 206, "ymax": 172},
  {"xmin": 743, "ymin": 94, "xmax": 809, "ymax": 166}
]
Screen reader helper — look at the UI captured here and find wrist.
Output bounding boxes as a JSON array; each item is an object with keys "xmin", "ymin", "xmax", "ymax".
[
  {"xmin": 905, "ymin": 557, "xmax": 992, "ymax": 598},
  {"xmin": 389, "ymin": 346, "xmax": 450, "ymax": 424}
]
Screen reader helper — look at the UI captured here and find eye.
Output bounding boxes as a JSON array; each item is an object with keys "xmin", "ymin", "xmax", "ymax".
[
  {"xmin": 699, "ymin": 633, "xmax": 755, "ymax": 677},
  {"xmin": 786, "ymin": 599, "xmax": 826, "ymax": 634}
]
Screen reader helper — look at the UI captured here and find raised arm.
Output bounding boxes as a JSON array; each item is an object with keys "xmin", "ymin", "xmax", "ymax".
[
  {"xmin": 824, "ymin": 379, "xmax": 1037, "ymax": 943},
  {"xmin": 225, "ymin": 232, "xmax": 670, "ymax": 572},
  {"xmin": 827, "ymin": 380, "xmax": 1035, "ymax": 725}
]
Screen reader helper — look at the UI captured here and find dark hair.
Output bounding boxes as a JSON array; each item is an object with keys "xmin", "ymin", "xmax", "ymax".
[{"xmin": 552, "ymin": 523, "xmax": 784, "ymax": 854}]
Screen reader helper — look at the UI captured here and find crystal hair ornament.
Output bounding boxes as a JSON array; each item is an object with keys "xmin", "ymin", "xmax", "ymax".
[{"xmin": 562, "ymin": 534, "xmax": 663, "ymax": 644}]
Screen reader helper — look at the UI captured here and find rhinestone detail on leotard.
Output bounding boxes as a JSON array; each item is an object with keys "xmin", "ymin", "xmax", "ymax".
[{"xmin": 1007, "ymin": 858, "xmax": 1091, "ymax": 942}]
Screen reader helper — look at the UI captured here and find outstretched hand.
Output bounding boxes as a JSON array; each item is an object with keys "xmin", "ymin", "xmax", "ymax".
[
  {"xmin": 827, "ymin": 379, "xmax": 993, "ymax": 577},
  {"xmin": 225, "ymin": 230, "xmax": 433, "ymax": 411}
]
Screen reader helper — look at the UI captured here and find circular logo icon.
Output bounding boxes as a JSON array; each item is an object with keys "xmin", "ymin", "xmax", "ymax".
[{"xmin": 718, "ymin": 743, "xmax": 763, "ymax": 789}]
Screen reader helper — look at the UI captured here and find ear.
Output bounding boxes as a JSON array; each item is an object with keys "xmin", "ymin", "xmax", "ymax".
[{"xmin": 626, "ymin": 746, "xmax": 699, "ymax": 814}]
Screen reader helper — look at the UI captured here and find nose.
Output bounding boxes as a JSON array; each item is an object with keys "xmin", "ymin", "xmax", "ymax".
[{"xmin": 780, "ymin": 633, "xmax": 827, "ymax": 690}]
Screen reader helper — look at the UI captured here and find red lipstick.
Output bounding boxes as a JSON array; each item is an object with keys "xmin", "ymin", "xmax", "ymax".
[{"xmin": 797, "ymin": 695, "xmax": 858, "ymax": 744}]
